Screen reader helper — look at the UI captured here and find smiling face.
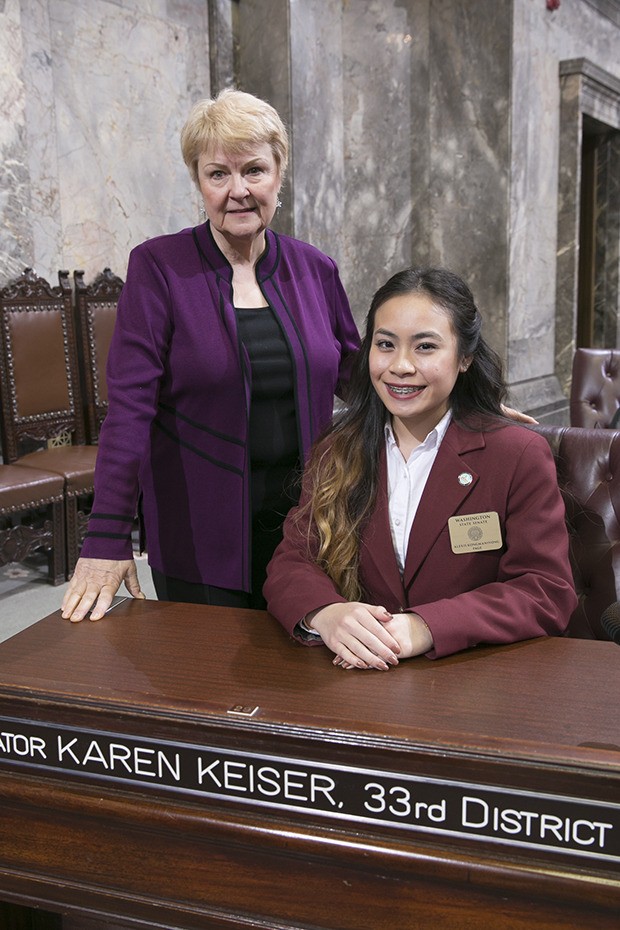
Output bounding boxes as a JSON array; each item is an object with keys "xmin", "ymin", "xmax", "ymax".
[
  {"xmin": 197, "ymin": 143, "xmax": 281, "ymax": 248},
  {"xmin": 369, "ymin": 291, "xmax": 470, "ymax": 449}
]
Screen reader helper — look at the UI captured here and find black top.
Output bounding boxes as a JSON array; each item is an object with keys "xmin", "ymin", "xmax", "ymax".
[
  {"xmin": 236, "ymin": 306, "xmax": 302, "ymax": 596},
  {"xmin": 235, "ymin": 306, "xmax": 299, "ymax": 468}
]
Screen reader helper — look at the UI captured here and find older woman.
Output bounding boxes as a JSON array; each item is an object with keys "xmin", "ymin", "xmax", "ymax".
[{"xmin": 61, "ymin": 89, "xmax": 360, "ymax": 620}]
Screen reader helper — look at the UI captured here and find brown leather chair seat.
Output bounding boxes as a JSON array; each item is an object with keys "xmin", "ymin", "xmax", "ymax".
[
  {"xmin": 0, "ymin": 464, "xmax": 66, "ymax": 584},
  {"xmin": 16, "ymin": 446, "xmax": 97, "ymax": 494},
  {"xmin": 0, "ymin": 464, "xmax": 64, "ymax": 507}
]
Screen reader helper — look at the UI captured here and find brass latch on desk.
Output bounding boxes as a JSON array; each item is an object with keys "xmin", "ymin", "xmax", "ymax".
[{"xmin": 227, "ymin": 705, "xmax": 260, "ymax": 717}]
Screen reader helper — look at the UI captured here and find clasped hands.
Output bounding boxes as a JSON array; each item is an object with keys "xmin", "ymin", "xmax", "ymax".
[{"xmin": 306, "ymin": 601, "xmax": 434, "ymax": 670}]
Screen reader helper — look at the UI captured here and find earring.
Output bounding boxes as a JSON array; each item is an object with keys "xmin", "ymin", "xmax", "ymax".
[
  {"xmin": 276, "ymin": 198, "xmax": 283, "ymax": 209},
  {"xmin": 200, "ymin": 206, "xmax": 206, "ymax": 221}
]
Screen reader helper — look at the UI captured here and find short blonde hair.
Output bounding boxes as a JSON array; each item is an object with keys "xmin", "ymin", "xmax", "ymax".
[{"xmin": 181, "ymin": 88, "xmax": 289, "ymax": 186}]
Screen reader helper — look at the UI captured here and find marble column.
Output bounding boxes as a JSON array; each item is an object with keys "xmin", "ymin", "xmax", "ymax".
[
  {"xmin": 238, "ymin": 0, "xmax": 419, "ymax": 323},
  {"xmin": 236, "ymin": 0, "xmax": 515, "ymax": 350},
  {"xmin": 555, "ymin": 59, "xmax": 620, "ymax": 396},
  {"xmin": 237, "ymin": 0, "xmax": 295, "ymax": 238},
  {"xmin": 423, "ymin": 0, "xmax": 512, "ymax": 361},
  {"xmin": 0, "ymin": 0, "xmax": 39, "ymax": 282},
  {"xmin": 209, "ymin": 0, "xmax": 235, "ymax": 97}
]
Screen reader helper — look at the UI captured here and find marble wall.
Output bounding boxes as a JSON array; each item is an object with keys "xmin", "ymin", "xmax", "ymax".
[
  {"xmin": 240, "ymin": 0, "xmax": 511, "ymax": 330},
  {"xmin": 0, "ymin": 0, "xmax": 209, "ymax": 285},
  {"xmin": 595, "ymin": 133, "xmax": 620, "ymax": 347},
  {"xmin": 238, "ymin": 0, "xmax": 619, "ymax": 419},
  {"xmin": 1, "ymin": 0, "xmax": 620, "ymax": 418},
  {"xmin": 510, "ymin": 0, "xmax": 620, "ymax": 415},
  {"xmin": 553, "ymin": 59, "xmax": 620, "ymax": 396}
]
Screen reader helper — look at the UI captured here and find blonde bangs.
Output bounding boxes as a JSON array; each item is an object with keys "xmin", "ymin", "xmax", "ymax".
[{"xmin": 181, "ymin": 89, "xmax": 289, "ymax": 185}]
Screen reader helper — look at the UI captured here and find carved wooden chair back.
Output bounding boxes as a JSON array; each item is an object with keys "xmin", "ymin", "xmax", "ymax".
[
  {"xmin": 0, "ymin": 268, "xmax": 97, "ymax": 577},
  {"xmin": 0, "ymin": 267, "xmax": 85, "ymax": 457},
  {"xmin": 73, "ymin": 268, "xmax": 123, "ymax": 443}
]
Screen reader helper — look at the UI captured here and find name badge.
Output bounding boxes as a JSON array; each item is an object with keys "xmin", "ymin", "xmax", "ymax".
[{"xmin": 448, "ymin": 511, "xmax": 503, "ymax": 553}]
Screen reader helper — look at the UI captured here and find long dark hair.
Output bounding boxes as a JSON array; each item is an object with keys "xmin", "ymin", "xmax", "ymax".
[{"xmin": 301, "ymin": 268, "xmax": 508, "ymax": 599}]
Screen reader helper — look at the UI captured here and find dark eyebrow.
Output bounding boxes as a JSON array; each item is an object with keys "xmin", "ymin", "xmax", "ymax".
[{"xmin": 373, "ymin": 327, "xmax": 443, "ymax": 340}]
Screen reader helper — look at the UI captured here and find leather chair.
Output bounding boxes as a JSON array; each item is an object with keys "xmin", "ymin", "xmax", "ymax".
[
  {"xmin": 74, "ymin": 267, "xmax": 123, "ymax": 443},
  {"xmin": 0, "ymin": 268, "xmax": 97, "ymax": 578},
  {"xmin": 533, "ymin": 424, "xmax": 620, "ymax": 640},
  {"xmin": 0, "ymin": 464, "xmax": 66, "ymax": 584},
  {"xmin": 569, "ymin": 348, "xmax": 620, "ymax": 428}
]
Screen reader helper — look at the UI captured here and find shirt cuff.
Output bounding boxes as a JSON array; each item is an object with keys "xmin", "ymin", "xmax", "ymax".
[{"xmin": 296, "ymin": 616, "xmax": 323, "ymax": 641}]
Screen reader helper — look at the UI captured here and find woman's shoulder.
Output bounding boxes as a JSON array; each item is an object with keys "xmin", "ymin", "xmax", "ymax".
[
  {"xmin": 451, "ymin": 418, "xmax": 554, "ymax": 458},
  {"xmin": 274, "ymin": 231, "xmax": 339, "ymax": 270},
  {"xmin": 491, "ymin": 424, "xmax": 556, "ymax": 467},
  {"xmin": 124, "ymin": 227, "xmax": 207, "ymax": 283},
  {"xmin": 129, "ymin": 226, "xmax": 196, "ymax": 261}
]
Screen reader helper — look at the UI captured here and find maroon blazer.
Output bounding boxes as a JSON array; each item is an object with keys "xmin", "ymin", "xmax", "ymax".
[{"xmin": 264, "ymin": 420, "xmax": 577, "ymax": 659}]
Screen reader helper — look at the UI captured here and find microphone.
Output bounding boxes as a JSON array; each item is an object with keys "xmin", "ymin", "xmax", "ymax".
[{"xmin": 600, "ymin": 602, "xmax": 620, "ymax": 645}]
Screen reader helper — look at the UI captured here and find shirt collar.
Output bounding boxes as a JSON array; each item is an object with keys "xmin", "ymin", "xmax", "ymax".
[{"xmin": 384, "ymin": 409, "xmax": 452, "ymax": 453}]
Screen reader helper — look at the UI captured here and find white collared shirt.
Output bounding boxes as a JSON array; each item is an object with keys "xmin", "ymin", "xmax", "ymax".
[{"xmin": 385, "ymin": 410, "xmax": 452, "ymax": 574}]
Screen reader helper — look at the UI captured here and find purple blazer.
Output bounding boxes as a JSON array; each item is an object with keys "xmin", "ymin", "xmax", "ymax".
[
  {"xmin": 81, "ymin": 222, "xmax": 360, "ymax": 590},
  {"xmin": 265, "ymin": 421, "xmax": 577, "ymax": 658}
]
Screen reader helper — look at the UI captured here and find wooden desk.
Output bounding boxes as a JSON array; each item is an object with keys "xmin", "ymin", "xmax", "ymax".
[{"xmin": 0, "ymin": 599, "xmax": 617, "ymax": 929}]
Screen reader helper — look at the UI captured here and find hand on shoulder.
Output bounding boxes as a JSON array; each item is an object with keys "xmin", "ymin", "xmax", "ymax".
[{"xmin": 501, "ymin": 403, "xmax": 538, "ymax": 425}]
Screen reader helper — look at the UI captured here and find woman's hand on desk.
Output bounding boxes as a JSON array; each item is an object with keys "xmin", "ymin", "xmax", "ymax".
[
  {"xmin": 307, "ymin": 602, "xmax": 401, "ymax": 671},
  {"xmin": 383, "ymin": 613, "xmax": 434, "ymax": 658},
  {"xmin": 61, "ymin": 557, "xmax": 145, "ymax": 622},
  {"xmin": 331, "ymin": 611, "xmax": 434, "ymax": 669}
]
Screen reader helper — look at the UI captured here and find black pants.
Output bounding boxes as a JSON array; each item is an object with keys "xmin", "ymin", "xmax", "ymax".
[
  {"xmin": 151, "ymin": 568, "xmax": 267, "ymax": 610},
  {"xmin": 150, "ymin": 514, "xmax": 288, "ymax": 611},
  {"xmin": 150, "ymin": 457, "xmax": 300, "ymax": 612}
]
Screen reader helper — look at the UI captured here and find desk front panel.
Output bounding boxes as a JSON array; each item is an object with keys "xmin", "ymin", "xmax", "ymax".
[{"xmin": 0, "ymin": 600, "xmax": 617, "ymax": 929}]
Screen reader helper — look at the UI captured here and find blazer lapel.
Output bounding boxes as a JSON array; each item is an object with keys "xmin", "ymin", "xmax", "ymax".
[
  {"xmin": 402, "ymin": 422, "xmax": 486, "ymax": 587},
  {"xmin": 361, "ymin": 449, "xmax": 407, "ymax": 602}
]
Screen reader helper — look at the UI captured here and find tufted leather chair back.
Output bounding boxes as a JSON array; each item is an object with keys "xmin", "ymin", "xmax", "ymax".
[
  {"xmin": 74, "ymin": 268, "xmax": 124, "ymax": 443},
  {"xmin": 570, "ymin": 348, "xmax": 620, "ymax": 428},
  {"xmin": 533, "ymin": 425, "xmax": 620, "ymax": 640}
]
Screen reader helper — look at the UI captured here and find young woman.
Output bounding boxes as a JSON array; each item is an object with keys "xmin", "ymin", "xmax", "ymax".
[{"xmin": 264, "ymin": 268, "xmax": 577, "ymax": 669}]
